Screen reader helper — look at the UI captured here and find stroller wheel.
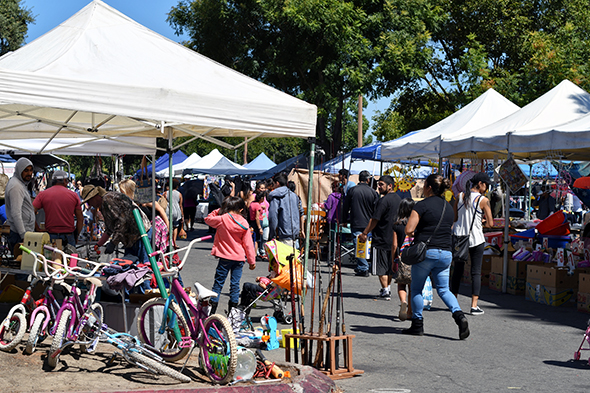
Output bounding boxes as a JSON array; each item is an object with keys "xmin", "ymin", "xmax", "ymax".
[{"xmin": 283, "ymin": 314, "xmax": 293, "ymax": 325}]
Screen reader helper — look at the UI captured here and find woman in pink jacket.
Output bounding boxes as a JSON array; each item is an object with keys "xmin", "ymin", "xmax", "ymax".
[{"xmin": 205, "ymin": 196, "xmax": 256, "ymax": 314}]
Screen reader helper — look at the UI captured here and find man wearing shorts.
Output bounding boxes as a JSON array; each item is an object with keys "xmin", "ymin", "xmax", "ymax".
[{"xmin": 358, "ymin": 175, "xmax": 401, "ymax": 300}]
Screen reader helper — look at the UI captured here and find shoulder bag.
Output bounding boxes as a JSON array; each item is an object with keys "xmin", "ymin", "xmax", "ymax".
[
  {"xmin": 401, "ymin": 201, "xmax": 447, "ymax": 265},
  {"xmin": 451, "ymin": 195, "xmax": 482, "ymax": 263}
]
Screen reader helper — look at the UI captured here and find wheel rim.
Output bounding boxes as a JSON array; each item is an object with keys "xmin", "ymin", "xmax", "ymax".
[{"xmin": 0, "ymin": 316, "xmax": 22, "ymax": 345}]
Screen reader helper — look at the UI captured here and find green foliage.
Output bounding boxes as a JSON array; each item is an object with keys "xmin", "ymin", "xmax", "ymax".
[
  {"xmin": 0, "ymin": 0, "xmax": 34, "ymax": 55},
  {"xmin": 168, "ymin": 0, "xmax": 431, "ymax": 157},
  {"xmin": 373, "ymin": 0, "xmax": 590, "ymax": 140}
]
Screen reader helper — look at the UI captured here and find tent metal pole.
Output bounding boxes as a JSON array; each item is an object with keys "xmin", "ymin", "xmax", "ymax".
[
  {"xmin": 502, "ymin": 134, "xmax": 512, "ymax": 293},
  {"xmin": 527, "ymin": 163, "xmax": 532, "ymax": 221},
  {"xmin": 303, "ymin": 138, "xmax": 315, "ymax": 301},
  {"xmin": 167, "ymin": 125, "xmax": 174, "ymax": 253},
  {"xmin": 152, "ymin": 153, "xmax": 156, "ymax": 250}
]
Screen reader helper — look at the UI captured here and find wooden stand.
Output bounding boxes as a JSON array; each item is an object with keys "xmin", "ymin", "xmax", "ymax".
[{"xmin": 284, "ymin": 333, "xmax": 364, "ymax": 380}]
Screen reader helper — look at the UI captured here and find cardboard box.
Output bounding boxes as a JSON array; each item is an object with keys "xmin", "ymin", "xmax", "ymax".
[
  {"xmin": 525, "ymin": 282, "xmax": 575, "ymax": 306},
  {"xmin": 577, "ymin": 292, "xmax": 590, "ymax": 314},
  {"xmin": 579, "ymin": 273, "xmax": 590, "ymax": 294},
  {"xmin": 490, "ymin": 256, "xmax": 503, "ymax": 274},
  {"xmin": 527, "ymin": 265, "xmax": 575, "ymax": 289},
  {"xmin": 489, "ymin": 273, "xmax": 502, "ymax": 292},
  {"xmin": 506, "ymin": 276, "xmax": 526, "ymax": 296}
]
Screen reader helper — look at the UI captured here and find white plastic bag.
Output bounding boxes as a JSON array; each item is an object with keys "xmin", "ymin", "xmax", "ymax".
[{"xmin": 423, "ymin": 276, "xmax": 433, "ymax": 310}]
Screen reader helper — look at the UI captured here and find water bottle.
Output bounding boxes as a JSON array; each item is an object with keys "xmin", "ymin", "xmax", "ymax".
[{"xmin": 234, "ymin": 347, "xmax": 256, "ymax": 381}]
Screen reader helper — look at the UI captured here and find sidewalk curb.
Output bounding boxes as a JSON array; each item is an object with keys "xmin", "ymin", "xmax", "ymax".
[{"xmin": 60, "ymin": 363, "xmax": 337, "ymax": 393}]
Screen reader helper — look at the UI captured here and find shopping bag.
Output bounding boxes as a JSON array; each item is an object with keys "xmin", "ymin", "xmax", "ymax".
[{"xmin": 423, "ymin": 276, "xmax": 433, "ymax": 310}]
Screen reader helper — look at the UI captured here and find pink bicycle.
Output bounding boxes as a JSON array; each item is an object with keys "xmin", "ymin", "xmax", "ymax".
[{"xmin": 135, "ymin": 235, "xmax": 238, "ymax": 384}]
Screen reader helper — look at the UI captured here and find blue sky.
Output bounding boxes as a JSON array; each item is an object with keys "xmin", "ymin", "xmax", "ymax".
[{"xmin": 22, "ymin": 0, "xmax": 389, "ymax": 136}]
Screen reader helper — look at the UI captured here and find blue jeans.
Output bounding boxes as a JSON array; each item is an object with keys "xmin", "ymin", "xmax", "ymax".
[
  {"xmin": 410, "ymin": 249, "xmax": 461, "ymax": 320},
  {"xmin": 212, "ymin": 258, "xmax": 244, "ymax": 304},
  {"xmin": 49, "ymin": 233, "xmax": 76, "ymax": 248},
  {"xmin": 352, "ymin": 231, "xmax": 369, "ymax": 272},
  {"xmin": 124, "ymin": 227, "xmax": 153, "ymax": 264}
]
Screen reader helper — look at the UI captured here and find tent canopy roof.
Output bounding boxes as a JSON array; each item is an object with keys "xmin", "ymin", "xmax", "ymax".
[
  {"xmin": 440, "ymin": 80, "xmax": 590, "ymax": 159},
  {"xmin": 244, "ymin": 152, "xmax": 276, "ymax": 171},
  {"xmin": 0, "ymin": 0, "xmax": 316, "ymax": 155},
  {"xmin": 381, "ymin": 88, "xmax": 519, "ymax": 161}
]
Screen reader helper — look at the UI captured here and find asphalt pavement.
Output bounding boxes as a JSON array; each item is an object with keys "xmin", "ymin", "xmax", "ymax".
[
  {"xmin": 2, "ymin": 223, "xmax": 589, "ymax": 392},
  {"xmin": 177, "ymin": 224, "xmax": 590, "ymax": 393}
]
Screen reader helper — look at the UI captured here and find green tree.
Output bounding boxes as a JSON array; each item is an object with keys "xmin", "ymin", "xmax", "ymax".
[
  {"xmin": 373, "ymin": 0, "xmax": 590, "ymax": 140},
  {"xmin": 0, "ymin": 0, "xmax": 34, "ymax": 55},
  {"xmin": 168, "ymin": 0, "xmax": 433, "ymax": 158}
]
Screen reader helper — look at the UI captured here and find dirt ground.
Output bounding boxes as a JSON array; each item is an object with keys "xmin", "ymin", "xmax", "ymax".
[{"xmin": 0, "ymin": 340, "xmax": 227, "ymax": 393}]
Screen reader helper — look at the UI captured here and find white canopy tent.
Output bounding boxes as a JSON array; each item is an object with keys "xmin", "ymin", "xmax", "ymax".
[
  {"xmin": 0, "ymin": 0, "xmax": 317, "ymax": 153},
  {"xmin": 381, "ymin": 89, "xmax": 520, "ymax": 161},
  {"xmin": 440, "ymin": 80, "xmax": 590, "ymax": 159},
  {"xmin": 0, "ymin": 1, "xmax": 318, "ymax": 273}
]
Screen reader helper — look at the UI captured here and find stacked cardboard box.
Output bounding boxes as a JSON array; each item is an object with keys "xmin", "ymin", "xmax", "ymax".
[
  {"xmin": 525, "ymin": 265, "xmax": 576, "ymax": 306},
  {"xmin": 577, "ymin": 273, "xmax": 590, "ymax": 313},
  {"xmin": 488, "ymin": 256, "xmax": 533, "ymax": 295},
  {"xmin": 459, "ymin": 255, "xmax": 492, "ymax": 287}
]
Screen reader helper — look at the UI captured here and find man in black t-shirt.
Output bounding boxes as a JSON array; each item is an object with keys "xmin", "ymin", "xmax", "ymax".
[
  {"xmin": 358, "ymin": 175, "xmax": 401, "ymax": 299},
  {"xmin": 343, "ymin": 170, "xmax": 378, "ymax": 276}
]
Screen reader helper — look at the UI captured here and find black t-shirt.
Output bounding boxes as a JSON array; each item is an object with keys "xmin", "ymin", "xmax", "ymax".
[
  {"xmin": 343, "ymin": 183, "xmax": 378, "ymax": 232},
  {"xmin": 371, "ymin": 192, "xmax": 401, "ymax": 248},
  {"xmin": 413, "ymin": 196, "xmax": 454, "ymax": 251}
]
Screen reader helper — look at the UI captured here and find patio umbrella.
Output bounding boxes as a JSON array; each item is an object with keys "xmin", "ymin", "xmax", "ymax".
[{"xmin": 573, "ymin": 176, "xmax": 590, "ymax": 189}]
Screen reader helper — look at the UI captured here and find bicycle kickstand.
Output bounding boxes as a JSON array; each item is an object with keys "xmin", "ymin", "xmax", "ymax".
[{"xmin": 180, "ymin": 341, "xmax": 196, "ymax": 373}]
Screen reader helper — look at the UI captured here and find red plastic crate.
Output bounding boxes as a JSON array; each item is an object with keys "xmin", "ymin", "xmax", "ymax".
[{"xmin": 535, "ymin": 211, "xmax": 566, "ymax": 235}]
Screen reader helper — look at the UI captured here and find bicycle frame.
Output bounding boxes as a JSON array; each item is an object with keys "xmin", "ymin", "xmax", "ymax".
[
  {"xmin": 164, "ymin": 278, "xmax": 210, "ymax": 347},
  {"xmin": 2, "ymin": 277, "xmax": 41, "ymax": 324}
]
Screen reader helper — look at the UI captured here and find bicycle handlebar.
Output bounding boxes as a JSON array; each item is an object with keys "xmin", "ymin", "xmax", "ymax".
[
  {"xmin": 19, "ymin": 245, "xmax": 67, "ymax": 280},
  {"xmin": 43, "ymin": 245, "xmax": 108, "ymax": 278},
  {"xmin": 149, "ymin": 235, "xmax": 212, "ymax": 273}
]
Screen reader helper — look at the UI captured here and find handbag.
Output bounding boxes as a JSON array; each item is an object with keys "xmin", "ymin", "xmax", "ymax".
[
  {"xmin": 0, "ymin": 162, "xmax": 8, "ymax": 199},
  {"xmin": 401, "ymin": 202, "xmax": 447, "ymax": 265},
  {"xmin": 452, "ymin": 195, "xmax": 482, "ymax": 263}
]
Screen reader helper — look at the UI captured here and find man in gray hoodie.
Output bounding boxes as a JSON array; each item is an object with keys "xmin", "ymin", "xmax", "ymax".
[
  {"xmin": 6, "ymin": 158, "xmax": 35, "ymax": 253},
  {"xmin": 268, "ymin": 172, "xmax": 304, "ymax": 248}
]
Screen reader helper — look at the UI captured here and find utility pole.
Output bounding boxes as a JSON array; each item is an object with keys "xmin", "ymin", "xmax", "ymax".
[{"xmin": 357, "ymin": 94, "xmax": 363, "ymax": 148}]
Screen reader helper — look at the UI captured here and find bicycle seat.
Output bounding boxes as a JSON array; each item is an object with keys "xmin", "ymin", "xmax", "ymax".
[
  {"xmin": 85, "ymin": 277, "xmax": 103, "ymax": 288},
  {"xmin": 194, "ymin": 282, "xmax": 218, "ymax": 301}
]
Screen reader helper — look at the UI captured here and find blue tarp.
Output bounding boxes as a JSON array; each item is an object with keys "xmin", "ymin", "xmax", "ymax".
[
  {"xmin": 351, "ymin": 143, "xmax": 382, "ymax": 160},
  {"xmin": 244, "ymin": 152, "xmax": 276, "ymax": 171},
  {"xmin": 252, "ymin": 154, "xmax": 309, "ymax": 180},
  {"xmin": 136, "ymin": 150, "xmax": 188, "ymax": 176}
]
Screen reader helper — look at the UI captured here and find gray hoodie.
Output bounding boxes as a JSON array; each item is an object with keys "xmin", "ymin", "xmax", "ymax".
[
  {"xmin": 268, "ymin": 186, "xmax": 303, "ymax": 240},
  {"xmin": 6, "ymin": 158, "xmax": 35, "ymax": 238}
]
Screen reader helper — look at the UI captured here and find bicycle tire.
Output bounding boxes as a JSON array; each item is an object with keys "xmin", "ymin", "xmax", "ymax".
[
  {"xmin": 128, "ymin": 351, "xmax": 191, "ymax": 383},
  {"xmin": 25, "ymin": 313, "xmax": 45, "ymax": 354},
  {"xmin": 80, "ymin": 303, "xmax": 103, "ymax": 353},
  {"xmin": 136, "ymin": 298, "xmax": 190, "ymax": 362},
  {"xmin": 47, "ymin": 309, "xmax": 71, "ymax": 369},
  {"xmin": 200, "ymin": 314, "xmax": 237, "ymax": 385},
  {"xmin": 0, "ymin": 312, "xmax": 26, "ymax": 352}
]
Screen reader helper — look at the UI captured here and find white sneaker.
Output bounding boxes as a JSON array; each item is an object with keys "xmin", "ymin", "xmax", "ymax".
[
  {"xmin": 378, "ymin": 288, "xmax": 391, "ymax": 300},
  {"xmin": 471, "ymin": 306, "xmax": 485, "ymax": 315}
]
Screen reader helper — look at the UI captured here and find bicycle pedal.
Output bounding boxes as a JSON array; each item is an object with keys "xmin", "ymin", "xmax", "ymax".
[{"xmin": 179, "ymin": 337, "xmax": 193, "ymax": 348}]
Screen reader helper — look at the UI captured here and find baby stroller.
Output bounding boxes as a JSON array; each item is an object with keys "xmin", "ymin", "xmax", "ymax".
[
  {"xmin": 574, "ymin": 319, "xmax": 590, "ymax": 365},
  {"xmin": 238, "ymin": 240, "xmax": 309, "ymax": 328}
]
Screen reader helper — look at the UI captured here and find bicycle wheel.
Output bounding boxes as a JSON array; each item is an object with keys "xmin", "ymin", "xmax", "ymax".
[
  {"xmin": 80, "ymin": 303, "xmax": 103, "ymax": 353},
  {"xmin": 47, "ymin": 309, "xmax": 72, "ymax": 369},
  {"xmin": 136, "ymin": 298, "xmax": 190, "ymax": 362},
  {"xmin": 0, "ymin": 312, "xmax": 26, "ymax": 352},
  {"xmin": 200, "ymin": 314, "xmax": 237, "ymax": 385},
  {"xmin": 25, "ymin": 313, "xmax": 45, "ymax": 354},
  {"xmin": 128, "ymin": 351, "xmax": 191, "ymax": 383}
]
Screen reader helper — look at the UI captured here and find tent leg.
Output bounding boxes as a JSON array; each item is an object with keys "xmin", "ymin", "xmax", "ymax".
[
  {"xmin": 303, "ymin": 138, "xmax": 315, "ymax": 306},
  {"xmin": 167, "ymin": 126, "xmax": 174, "ymax": 253},
  {"xmin": 502, "ymin": 153, "xmax": 512, "ymax": 294}
]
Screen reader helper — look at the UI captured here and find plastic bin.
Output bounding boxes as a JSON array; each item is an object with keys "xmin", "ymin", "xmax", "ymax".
[
  {"xmin": 535, "ymin": 211, "xmax": 566, "ymax": 235},
  {"xmin": 510, "ymin": 228, "xmax": 536, "ymax": 245},
  {"xmin": 543, "ymin": 222, "xmax": 570, "ymax": 236},
  {"xmin": 537, "ymin": 234, "xmax": 570, "ymax": 249}
]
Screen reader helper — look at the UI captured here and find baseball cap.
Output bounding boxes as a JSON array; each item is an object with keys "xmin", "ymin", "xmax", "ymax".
[
  {"xmin": 470, "ymin": 172, "xmax": 492, "ymax": 186},
  {"xmin": 53, "ymin": 170, "xmax": 68, "ymax": 180}
]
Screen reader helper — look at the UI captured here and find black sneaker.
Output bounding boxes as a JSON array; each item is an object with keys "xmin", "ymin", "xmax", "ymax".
[{"xmin": 355, "ymin": 270, "xmax": 370, "ymax": 277}]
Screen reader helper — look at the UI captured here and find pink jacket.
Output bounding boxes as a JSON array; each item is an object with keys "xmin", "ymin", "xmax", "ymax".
[{"xmin": 205, "ymin": 209, "xmax": 256, "ymax": 266}]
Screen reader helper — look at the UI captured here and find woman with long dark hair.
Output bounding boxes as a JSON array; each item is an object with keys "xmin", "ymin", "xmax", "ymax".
[
  {"xmin": 403, "ymin": 174, "xmax": 469, "ymax": 339},
  {"xmin": 451, "ymin": 172, "xmax": 494, "ymax": 315}
]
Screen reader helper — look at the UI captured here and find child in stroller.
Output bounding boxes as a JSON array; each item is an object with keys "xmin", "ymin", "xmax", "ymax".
[{"xmin": 239, "ymin": 275, "xmax": 292, "ymax": 325}]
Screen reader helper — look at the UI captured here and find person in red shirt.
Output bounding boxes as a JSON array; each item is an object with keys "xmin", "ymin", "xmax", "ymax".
[{"xmin": 33, "ymin": 170, "xmax": 83, "ymax": 247}]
